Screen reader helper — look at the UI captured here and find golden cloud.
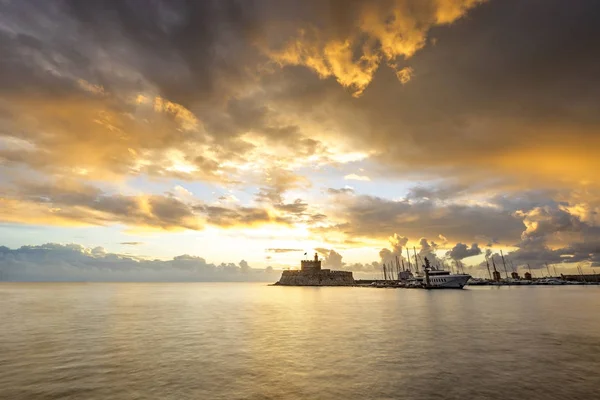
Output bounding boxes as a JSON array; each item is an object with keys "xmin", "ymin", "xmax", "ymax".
[{"xmin": 264, "ymin": 0, "xmax": 485, "ymax": 96}]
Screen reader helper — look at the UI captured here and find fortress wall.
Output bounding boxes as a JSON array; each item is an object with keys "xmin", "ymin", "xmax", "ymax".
[{"xmin": 276, "ymin": 270, "xmax": 354, "ymax": 286}]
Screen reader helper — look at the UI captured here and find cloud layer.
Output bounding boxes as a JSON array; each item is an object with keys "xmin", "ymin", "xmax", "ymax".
[
  {"xmin": 0, "ymin": 0, "xmax": 599, "ymax": 271},
  {"xmin": 0, "ymin": 243, "xmax": 279, "ymax": 282}
]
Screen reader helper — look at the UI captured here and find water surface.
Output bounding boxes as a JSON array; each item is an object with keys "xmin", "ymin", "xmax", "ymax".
[{"xmin": 1, "ymin": 283, "xmax": 599, "ymax": 399}]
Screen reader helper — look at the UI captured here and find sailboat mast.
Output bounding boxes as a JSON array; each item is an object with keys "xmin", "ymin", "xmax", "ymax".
[
  {"xmin": 413, "ymin": 246, "xmax": 419, "ymax": 273},
  {"xmin": 485, "ymin": 257, "xmax": 492, "ymax": 280},
  {"xmin": 406, "ymin": 248, "xmax": 412, "ymax": 272},
  {"xmin": 545, "ymin": 262, "xmax": 551, "ymax": 277}
]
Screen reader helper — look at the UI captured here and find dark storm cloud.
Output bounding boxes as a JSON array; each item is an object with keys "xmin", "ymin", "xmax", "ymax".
[
  {"xmin": 1, "ymin": 0, "xmax": 599, "ymax": 186},
  {"xmin": 0, "ymin": 243, "xmax": 280, "ymax": 282},
  {"xmin": 260, "ymin": 0, "xmax": 600, "ymax": 187}
]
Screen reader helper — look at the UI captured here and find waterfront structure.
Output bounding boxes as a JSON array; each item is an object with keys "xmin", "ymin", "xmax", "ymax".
[
  {"xmin": 275, "ymin": 253, "xmax": 354, "ymax": 286},
  {"xmin": 561, "ymin": 274, "xmax": 600, "ymax": 283}
]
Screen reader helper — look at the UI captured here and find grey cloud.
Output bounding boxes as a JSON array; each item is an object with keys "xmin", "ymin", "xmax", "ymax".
[
  {"xmin": 0, "ymin": 243, "xmax": 279, "ymax": 282},
  {"xmin": 379, "ymin": 233, "xmax": 409, "ymax": 265},
  {"xmin": 417, "ymin": 238, "xmax": 444, "ymax": 266},
  {"xmin": 274, "ymin": 199, "xmax": 308, "ymax": 215},
  {"xmin": 197, "ymin": 205, "xmax": 282, "ymax": 228},
  {"xmin": 327, "ymin": 188, "xmax": 355, "ymax": 195},
  {"xmin": 315, "ymin": 248, "xmax": 344, "ymax": 269},
  {"xmin": 2, "ymin": 0, "xmax": 598, "ymax": 192},
  {"xmin": 2, "ymin": 179, "xmax": 312, "ymax": 230},
  {"xmin": 320, "ymin": 193, "xmax": 524, "ymax": 244},
  {"xmin": 472, "ymin": 202, "xmax": 600, "ymax": 270},
  {"xmin": 447, "ymin": 243, "xmax": 482, "ymax": 261},
  {"xmin": 2, "ymin": 180, "xmax": 202, "ymax": 230}
]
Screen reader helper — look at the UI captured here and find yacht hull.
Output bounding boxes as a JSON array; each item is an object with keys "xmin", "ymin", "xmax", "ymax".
[{"xmin": 414, "ymin": 274, "xmax": 471, "ymax": 289}]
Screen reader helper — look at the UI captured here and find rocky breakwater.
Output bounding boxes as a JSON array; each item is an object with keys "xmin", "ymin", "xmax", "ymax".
[{"xmin": 275, "ymin": 269, "xmax": 355, "ymax": 286}]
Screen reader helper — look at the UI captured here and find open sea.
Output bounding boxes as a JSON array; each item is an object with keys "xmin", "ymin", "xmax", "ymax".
[{"xmin": 1, "ymin": 283, "xmax": 599, "ymax": 399}]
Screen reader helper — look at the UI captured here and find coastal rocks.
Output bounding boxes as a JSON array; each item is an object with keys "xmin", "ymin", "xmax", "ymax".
[{"xmin": 275, "ymin": 269, "xmax": 354, "ymax": 286}]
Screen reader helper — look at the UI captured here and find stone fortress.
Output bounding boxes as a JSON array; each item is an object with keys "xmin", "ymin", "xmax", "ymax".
[{"xmin": 275, "ymin": 253, "xmax": 355, "ymax": 286}]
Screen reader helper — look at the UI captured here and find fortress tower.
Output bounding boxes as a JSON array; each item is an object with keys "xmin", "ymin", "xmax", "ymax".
[{"xmin": 301, "ymin": 253, "xmax": 322, "ymax": 272}]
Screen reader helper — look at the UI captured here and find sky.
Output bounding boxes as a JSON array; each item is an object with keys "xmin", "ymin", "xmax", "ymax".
[{"xmin": 1, "ymin": 0, "xmax": 600, "ymax": 280}]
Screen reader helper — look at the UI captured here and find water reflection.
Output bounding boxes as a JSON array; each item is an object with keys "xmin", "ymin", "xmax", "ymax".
[{"xmin": 1, "ymin": 283, "xmax": 599, "ymax": 399}]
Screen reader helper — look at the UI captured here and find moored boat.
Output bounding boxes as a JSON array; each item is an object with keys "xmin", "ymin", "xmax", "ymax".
[{"xmin": 402, "ymin": 258, "xmax": 471, "ymax": 289}]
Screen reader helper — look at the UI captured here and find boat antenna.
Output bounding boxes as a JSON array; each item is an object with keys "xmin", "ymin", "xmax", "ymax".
[{"xmin": 500, "ymin": 250, "xmax": 509, "ymax": 279}]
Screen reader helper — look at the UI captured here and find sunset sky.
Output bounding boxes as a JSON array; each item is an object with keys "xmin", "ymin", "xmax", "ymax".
[{"xmin": 1, "ymin": 0, "xmax": 599, "ymax": 278}]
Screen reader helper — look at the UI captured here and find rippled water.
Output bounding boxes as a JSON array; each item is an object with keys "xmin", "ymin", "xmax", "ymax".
[{"xmin": 1, "ymin": 283, "xmax": 600, "ymax": 399}]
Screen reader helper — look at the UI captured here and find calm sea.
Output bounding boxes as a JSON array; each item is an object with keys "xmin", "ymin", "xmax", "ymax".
[{"xmin": 1, "ymin": 283, "xmax": 599, "ymax": 399}]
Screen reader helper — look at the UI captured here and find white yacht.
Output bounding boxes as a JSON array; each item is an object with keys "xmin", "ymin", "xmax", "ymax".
[
  {"xmin": 420, "ymin": 269, "xmax": 472, "ymax": 288},
  {"xmin": 403, "ymin": 258, "xmax": 471, "ymax": 289}
]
